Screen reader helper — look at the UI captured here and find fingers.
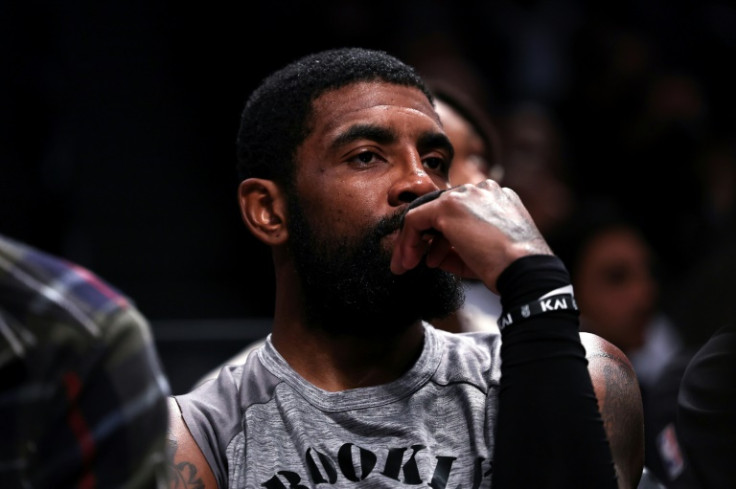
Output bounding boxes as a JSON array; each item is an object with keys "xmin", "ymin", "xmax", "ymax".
[
  {"xmin": 390, "ymin": 185, "xmax": 471, "ymax": 276},
  {"xmin": 390, "ymin": 208, "xmax": 439, "ymax": 274},
  {"xmin": 425, "ymin": 235, "xmax": 452, "ymax": 268},
  {"xmin": 390, "ymin": 179, "xmax": 551, "ymax": 285},
  {"xmin": 390, "ymin": 184, "xmax": 468, "ymax": 275}
]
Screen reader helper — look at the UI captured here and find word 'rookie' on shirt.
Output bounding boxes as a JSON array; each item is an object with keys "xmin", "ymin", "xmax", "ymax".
[{"xmin": 261, "ymin": 442, "xmax": 492, "ymax": 489}]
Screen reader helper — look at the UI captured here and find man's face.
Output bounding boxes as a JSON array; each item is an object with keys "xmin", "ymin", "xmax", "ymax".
[{"xmin": 286, "ymin": 82, "xmax": 464, "ymax": 335}]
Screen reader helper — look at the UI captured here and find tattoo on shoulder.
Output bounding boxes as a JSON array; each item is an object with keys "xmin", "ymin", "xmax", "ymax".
[{"xmin": 167, "ymin": 438, "xmax": 206, "ymax": 489}]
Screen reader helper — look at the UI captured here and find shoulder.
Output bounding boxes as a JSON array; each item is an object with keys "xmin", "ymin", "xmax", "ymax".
[
  {"xmin": 194, "ymin": 339, "xmax": 266, "ymax": 388},
  {"xmin": 678, "ymin": 322, "xmax": 736, "ymax": 422},
  {"xmin": 1, "ymin": 234, "xmax": 164, "ymax": 385},
  {"xmin": 581, "ymin": 332, "xmax": 645, "ymax": 489},
  {"xmin": 581, "ymin": 331, "xmax": 640, "ymax": 388},
  {"xmin": 581, "ymin": 332, "xmax": 632, "ymax": 364},
  {"xmin": 580, "ymin": 331, "xmax": 642, "ymax": 419},
  {"xmin": 0, "ymin": 233, "xmax": 140, "ymax": 338},
  {"xmin": 173, "ymin": 348, "xmax": 273, "ymax": 488},
  {"xmin": 167, "ymin": 397, "xmax": 218, "ymax": 489},
  {"xmin": 1, "ymin": 235, "xmax": 170, "ymax": 485},
  {"xmin": 0, "ymin": 232, "xmax": 163, "ymax": 387},
  {"xmin": 677, "ymin": 324, "xmax": 736, "ymax": 488}
]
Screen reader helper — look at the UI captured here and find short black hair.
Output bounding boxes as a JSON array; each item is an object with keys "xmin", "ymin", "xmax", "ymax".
[{"xmin": 236, "ymin": 47, "xmax": 434, "ymax": 186}]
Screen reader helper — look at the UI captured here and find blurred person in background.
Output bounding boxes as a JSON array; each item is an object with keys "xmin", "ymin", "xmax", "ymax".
[
  {"xmin": 499, "ymin": 102, "xmax": 577, "ymax": 251},
  {"xmin": 555, "ymin": 202, "xmax": 701, "ymax": 488},
  {"xmin": 0, "ymin": 233, "xmax": 171, "ymax": 488},
  {"xmin": 556, "ymin": 202, "xmax": 682, "ymax": 373},
  {"xmin": 662, "ymin": 129, "xmax": 736, "ymax": 489},
  {"xmin": 677, "ymin": 322, "xmax": 736, "ymax": 488}
]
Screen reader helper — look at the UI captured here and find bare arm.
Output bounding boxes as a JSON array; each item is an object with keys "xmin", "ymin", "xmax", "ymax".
[
  {"xmin": 582, "ymin": 332, "xmax": 645, "ymax": 489},
  {"xmin": 167, "ymin": 397, "xmax": 218, "ymax": 489}
]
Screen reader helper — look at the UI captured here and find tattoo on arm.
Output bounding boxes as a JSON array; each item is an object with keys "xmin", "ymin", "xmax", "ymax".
[
  {"xmin": 167, "ymin": 439, "xmax": 205, "ymax": 489},
  {"xmin": 592, "ymin": 352, "xmax": 645, "ymax": 489}
]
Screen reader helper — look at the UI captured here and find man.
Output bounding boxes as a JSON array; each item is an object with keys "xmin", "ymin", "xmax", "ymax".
[
  {"xmin": 0, "ymin": 233, "xmax": 170, "ymax": 488},
  {"xmin": 168, "ymin": 47, "xmax": 640, "ymax": 488}
]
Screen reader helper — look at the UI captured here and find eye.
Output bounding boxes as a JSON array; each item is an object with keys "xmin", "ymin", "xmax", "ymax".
[
  {"xmin": 348, "ymin": 150, "xmax": 382, "ymax": 167},
  {"xmin": 601, "ymin": 264, "xmax": 632, "ymax": 287},
  {"xmin": 424, "ymin": 156, "xmax": 449, "ymax": 174}
]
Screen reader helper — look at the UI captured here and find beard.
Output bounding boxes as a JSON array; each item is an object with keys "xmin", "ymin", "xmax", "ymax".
[{"xmin": 286, "ymin": 194, "xmax": 464, "ymax": 338}]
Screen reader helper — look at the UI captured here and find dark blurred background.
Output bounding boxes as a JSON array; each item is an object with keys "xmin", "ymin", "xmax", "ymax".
[{"xmin": 2, "ymin": 0, "xmax": 735, "ymax": 394}]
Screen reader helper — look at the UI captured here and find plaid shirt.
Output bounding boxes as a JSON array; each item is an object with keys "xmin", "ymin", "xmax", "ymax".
[{"xmin": 0, "ymin": 234, "xmax": 171, "ymax": 488}]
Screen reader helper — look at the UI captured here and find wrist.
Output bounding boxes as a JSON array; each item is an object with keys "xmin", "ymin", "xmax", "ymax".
[
  {"xmin": 497, "ymin": 255, "xmax": 572, "ymax": 308},
  {"xmin": 498, "ymin": 285, "xmax": 578, "ymax": 330}
]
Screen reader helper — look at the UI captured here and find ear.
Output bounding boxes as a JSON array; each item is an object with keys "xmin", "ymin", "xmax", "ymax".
[{"xmin": 238, "ymin": 178, "xmax": 288, "ymax": 246}]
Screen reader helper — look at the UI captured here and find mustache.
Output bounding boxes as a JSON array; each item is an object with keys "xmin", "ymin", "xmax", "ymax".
[
  {"xmin": 374, "ymin": 189, "xmax": 448, "ymax": 240},
  {"xmin": 373, "ymin": 210, "xmax": 406, "ymax": 239}
]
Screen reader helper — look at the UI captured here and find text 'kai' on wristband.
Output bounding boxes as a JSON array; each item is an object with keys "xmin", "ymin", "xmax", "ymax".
[{"xmin": 497, "ymin": 286, "xmax": 578, "ymax": 331}]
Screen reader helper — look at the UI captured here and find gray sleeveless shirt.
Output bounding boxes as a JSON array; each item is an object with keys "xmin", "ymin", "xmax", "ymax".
[{"xmin": 175, "ymin": 323, "xmax": 501, "ymax": 488}]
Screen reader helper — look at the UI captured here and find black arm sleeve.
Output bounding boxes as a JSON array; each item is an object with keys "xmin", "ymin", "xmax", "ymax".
[{"xmin": 491, "ymin": 254, "xmax": 618, "ymax": 489}]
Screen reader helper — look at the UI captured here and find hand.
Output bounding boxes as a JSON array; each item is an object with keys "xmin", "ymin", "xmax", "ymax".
[{"xmin": 390, "ymin": 179, "xmax": 552, "ymax": 293}]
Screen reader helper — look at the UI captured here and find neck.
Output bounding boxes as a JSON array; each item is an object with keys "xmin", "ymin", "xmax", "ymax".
[{"xmin": 271, "ymin": 304, "xmax": 426, "ymax": 391}]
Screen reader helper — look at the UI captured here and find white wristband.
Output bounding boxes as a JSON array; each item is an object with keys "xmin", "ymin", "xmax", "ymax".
[{"xmin": 497, "ymin": 288, "xmax": 578, "ymax": 331}]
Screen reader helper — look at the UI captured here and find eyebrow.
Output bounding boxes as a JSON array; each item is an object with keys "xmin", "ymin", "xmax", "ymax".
[
  {"xmin": 330, "ymin": 124, "xmax": 455, "ymax": 160},
  {"xmin": 417, "ymin": 131, "xmax": 454, "ymax": 161},
  {"xmin": 330, "ymin": 124, "xmax": 396, "ymax": 151}
]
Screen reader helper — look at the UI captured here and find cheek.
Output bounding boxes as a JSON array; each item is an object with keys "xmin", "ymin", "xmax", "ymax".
[
  {"xmin": 302, "ymin": 187, "xmax": 376, "ymax": 239},
  {"xmin": 333, "ymin": 178, "xmax": 387, "ymax": 219},
  {"xmin": 295, "ymin": 164, "xmax": 393, "ymax": 236},
  {"xmin": 450, "ymin": 161, "xmax": 487, "ymax": 186}
]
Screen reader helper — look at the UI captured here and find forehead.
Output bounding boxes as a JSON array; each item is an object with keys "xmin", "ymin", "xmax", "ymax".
[
  {"xmin": 309, "ymin": 81, "xmax": 441, "ymax": 136},
  {"xmin": 435, "ymin": 100, "xmax": 465, "ymax": 129},
  {"xmin": 583, "ymin": 228, "xmax": 650, "ymax": 265},
  {"xmin": 435, "ymin": 100, "xmax": 481, "ymax": 142}
]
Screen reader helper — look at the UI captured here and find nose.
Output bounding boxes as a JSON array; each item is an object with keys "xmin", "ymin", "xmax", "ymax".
[{"xmin": 388, "ymin": 159, "xmax": 440, "ymax": 206}]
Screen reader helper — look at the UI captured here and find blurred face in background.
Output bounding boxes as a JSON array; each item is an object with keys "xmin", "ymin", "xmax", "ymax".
[
  {"xmin": 574, "ymin": 226, "xmax": 658, "ymax": 353},
  {"xmin": 435, "ymin": 99, "xmax": 500, "ymax": 186}
]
